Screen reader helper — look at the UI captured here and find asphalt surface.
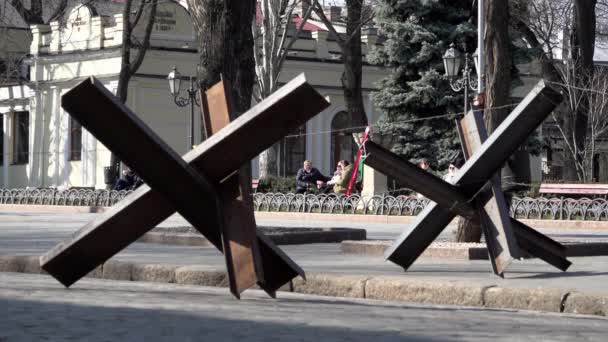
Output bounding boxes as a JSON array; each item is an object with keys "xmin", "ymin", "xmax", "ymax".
[
  {"xmin": 1, "ymin": 272, "xmax": 607, "ymax": 342},
  {"xmin": 1, "ymin": 211, "xmax": 608, "ymax": 296}
]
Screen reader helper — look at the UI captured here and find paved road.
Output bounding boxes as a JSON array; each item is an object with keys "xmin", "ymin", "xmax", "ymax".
[
  {"xmin": 1, "ymin": 273, "xmax": 606, "ymax": 342},
  {"xmin": 2, "ymin": 211, "xmax": 608, "ymax": 295}
]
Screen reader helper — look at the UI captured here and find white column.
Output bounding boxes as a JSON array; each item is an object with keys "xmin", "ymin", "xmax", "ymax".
[
  {"xmin": 60, "ymin": 101, "xmax": 69, "ymax": 186},
  {"xmin": 52, "ymin": 87, "xmax": 61, "ymax": 186},
  {"xmin": 81, "ymin": 129, "xmax": 97, "ymax": 187},
  {"xmin": 478, "ymin": 0, "xmax": 485, "ymax": 92},
  {"xmin": 2, "ymin": 113, "xmax": 8, "ymax": 187}
]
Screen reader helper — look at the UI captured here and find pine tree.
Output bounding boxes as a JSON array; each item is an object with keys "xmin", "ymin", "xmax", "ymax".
[{"xmin": 369, "ymin": 0, "xmax": 476, "ymax": 171}]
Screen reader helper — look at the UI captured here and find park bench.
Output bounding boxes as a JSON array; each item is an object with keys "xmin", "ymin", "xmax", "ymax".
[{"xmin": 539, "ymin": 183, "xmax": 608, "ymax": 198}]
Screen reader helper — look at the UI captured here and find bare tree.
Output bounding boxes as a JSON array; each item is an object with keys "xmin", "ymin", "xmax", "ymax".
[
  {"xmin": 0, "ymin": 0, "xmax": 70, "ymax": 85},
  {"xmin": 566, "ymin": 0, "xmax": 598, "ymax": 180},
  {"xmin": 551, "ymin": 63, "xmax": 608, "ymax": 181},
  {"xmin": 2, "ymin": 0, "xmax": 69, "ymax": 24},
  {"xmin": 512, "ymin": 0, "xmax": 599, "ymax": 181},
  {"xmin": 187, "ymin": 0, "xmax": 256, "ymax": 114},
  {"xmin": 107, "ymin": 0, "xmax": 159, "ymax": 188},
  {"xmin": 311, "ymin": 0, "xmax": 375, "ymax": 130},
  {"xmin": 456, "ymin": 0, "xmax": 513, "ymax": 243},
  {"xmin": 255, "ymin": 0, "xmax": 313, "ymax": 179}
]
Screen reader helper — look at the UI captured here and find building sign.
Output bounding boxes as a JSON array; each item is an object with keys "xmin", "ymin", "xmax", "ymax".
[
  {"xmin": 60, "ymin": 5, "xmax": 94, "ymax": 50},
  {"xmin": 154, "ymin": 9, "xmax": 177, "ymax": 32}
]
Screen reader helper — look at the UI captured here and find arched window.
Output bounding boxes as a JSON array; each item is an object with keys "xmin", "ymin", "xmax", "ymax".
[
  {"xmin": 330, "ymin": 110, "xmax": 367, "ymax": 168},
  {"xmin": 280, "ymin": 124, "xmax": 306, "ymax": 176}
]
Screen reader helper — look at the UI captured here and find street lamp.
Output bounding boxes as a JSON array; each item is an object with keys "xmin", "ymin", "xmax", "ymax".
[
  {"xmin": 442, "ymin": 43, "xmax": 479, "ymax": 115},
  {"xmin": 167, "ymin": 66, "xmax": 200, "ymax": 150}
]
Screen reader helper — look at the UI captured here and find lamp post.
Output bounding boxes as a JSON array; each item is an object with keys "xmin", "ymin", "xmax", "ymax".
[
  {"xmin": 442, "ymin": 43, "xmax": 480, "ymax": 115},
  {"xmin": 167, "ymin": 66, "xmax": 200, "ymax": 150}
]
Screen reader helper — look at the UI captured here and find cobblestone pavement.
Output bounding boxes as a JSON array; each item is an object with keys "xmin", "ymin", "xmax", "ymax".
[{"xmin": 1, "ymin": 273, "xmax": 607, "ymax": 342}]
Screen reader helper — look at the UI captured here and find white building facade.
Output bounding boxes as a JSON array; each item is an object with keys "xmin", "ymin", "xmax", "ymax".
[{"xmin": 0, "ymin": 1, "xmax": 387, "ymax": 189}]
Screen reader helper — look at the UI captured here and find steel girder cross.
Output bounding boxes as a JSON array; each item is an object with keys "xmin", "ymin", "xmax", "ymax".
[
  {"xmin": 40, "ymin": 74, "xmax": 329, "ymax": 297},
  {"xmin": 364, "ymin": 80, "xmax": 571, "ymax": 276}
]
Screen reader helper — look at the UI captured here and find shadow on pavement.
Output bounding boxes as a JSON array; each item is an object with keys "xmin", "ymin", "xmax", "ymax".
[{"xmin": 0, "ymin": 297, "xmax": 441, "ymax": 342}]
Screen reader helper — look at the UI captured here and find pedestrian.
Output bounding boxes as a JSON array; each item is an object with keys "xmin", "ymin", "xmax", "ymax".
[
  {"xmin": 333, "ymin": 160, "xmax": 353, "ymax": 195},
  {"xmin": 318, "ymin": 162, "xmax": 342, "ymax": 193},
  {"xmin": 416, "ymin": 158, "xmax": 434, "ymax": 198},
  {"xmin": 418, "ymin": 158, "xmax": 432, "ymax": 173},
  {"xmin": 113, "ymin": 166, "xmax": 144, "ymax": 191},
  {"xmin": 295, "ymin": 160, "xmax": 330, "ymax": 194},
  {"xmin": 443, "ymin": 157, "xmax": 464, "ymax": 184}
]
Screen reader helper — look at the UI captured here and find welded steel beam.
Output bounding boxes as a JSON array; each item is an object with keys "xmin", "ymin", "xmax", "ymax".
[
  {"xmin": 41, "ymin": 74, "xmax": 324, "ymax": 294},
  {"xmin": 198, "ymin": 80, "xmax": 264, "ymax": 298},
  {"xmin": 457, "ymin": 110, "xmax": 520, "ymax": 276},
  {"xmin": 453, "ymin": 80, "xmax": 562, "ymax": 197},
  {"xmin": 364, "ymin": 141, "xmax": 571, "ymax": 272},
  {"xmin": 199, "ymin": 80, "xmax": 264, "ymax": 298}
]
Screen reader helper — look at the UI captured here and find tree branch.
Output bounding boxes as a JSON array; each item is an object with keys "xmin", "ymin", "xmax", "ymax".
[
  {"xmin": 132, "ymin": 0, "xmax": 148, "ymax": 29},
  {"xmin": 275, "ymin": 2, "xmax": 314, "ymax": 81},
  {"xmin": 130, "ymin": 0, "xmax": 158, "ymax": 74},
  {"xmin": 311, "ymin": 0, "xmax": 345, "ymax": 49},
  {"xmin": 49, "ymin": 0, "xmax": 70, "ymax": 22}
]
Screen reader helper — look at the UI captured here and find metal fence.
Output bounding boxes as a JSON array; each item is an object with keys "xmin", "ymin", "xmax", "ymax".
[
  {"xmin": 0, "ymin": 188, "xmax": 133, "ymax": 207},
  {"xmin": 2, "ymin": 188, "xmax": 608, "ymax": 221},
  {"xmin": 252, "ymin": 193, "xmax": 608, "ymax": 221}
]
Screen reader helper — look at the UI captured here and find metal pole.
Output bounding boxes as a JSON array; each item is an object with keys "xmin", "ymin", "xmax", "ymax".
[
  {"xmin": 464, "ymin": 55, "xmax": 469, "ymax": 115},
  {"xmin": 464, "ymin": 78, "xmax": 468, "ymax": 115},
  {"xmin": 2, "ymin": 114, "xmax": 7, "ymax": 188},
  {"xmin": 189, "ymin": 77, "xmax": 195, "ymax": 150},
  {"xmin": 478, "ymin": 0, "xmax": 485, "ymax": 92}
]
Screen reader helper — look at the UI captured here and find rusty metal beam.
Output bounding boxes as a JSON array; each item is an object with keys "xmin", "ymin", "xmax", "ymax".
[
  {"xmin": 41, "ymin": 74, "xmax": 323, "ymax": 293},
  {"xmin": 458, "ymin": 111, "xmax": 520, "ymax": 276},
  {"xmin": 454, "ymin": 80, "xmax": 562, "ymax": 196},
  {"xmin": 200, "ymin": 79, "xmax": 264, "ymax": 298},
  {"xmin": 364, "ymin": 141, "xmax": 571, "ymax": 272},
  {"xmin": 199, "ymin": 80, "xmax": 264, "ymax": 297}
]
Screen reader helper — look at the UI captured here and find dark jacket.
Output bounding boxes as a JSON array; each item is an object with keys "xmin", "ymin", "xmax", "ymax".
[
  {"xmin": 113, "ymin": 172, "xmax": 143, "ymax": 191},
  {"xmin": 295, "ymin": 167, "xmax": 329, "ymax": 193}
]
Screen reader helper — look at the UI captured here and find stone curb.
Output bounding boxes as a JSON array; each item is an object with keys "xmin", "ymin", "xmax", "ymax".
[
  {"xmin": 137, "ymin": 228, "xmax": 366, "ymax": 247},
  {"xmin": 1, "ymin": 255, "xmax": 606, "ymax": 318},
  {"xmin": 341, "ymin": 240, "xmax": 608, "ymax": 259},
  {"xmin": 255, "ymin": 212, "xmax": 608, "ymax": 230},
  {"xmin": 341, "ymin": 240, "xmax": 488, "ymax": 259}
]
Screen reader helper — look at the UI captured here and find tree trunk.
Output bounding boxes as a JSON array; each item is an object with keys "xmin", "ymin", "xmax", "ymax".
[
  {"xmin": 343, "ymin": 0, "xmax": 367, "ymax": 128},
  {"xmin": 455, "ymin": 216, "xmax": 482, "ymax": 243},
  {"xmin": 108, "ymin": 0, "xmax": 158, "ymax": 189},
  {"xmin": 484, "ymin": 0, "xmax": 511, "ymax": 134},
  {"xmin": 258, "ymin": 144, "xmax": 278, "ymax": 179},
  {"xmin": 107, "ymin": 0, "xmax": 135, "ymax": 189},
  {"xmin": 188, "ymin": 0, "xmax": 256, "ymax": 116},
  {"xmin": 566, "ymin": 0, "xmax": 597, "ymax": 181},
  {"xmin": 187, "ymin": 0, "xmax": 256, "ymax": 183},
  {"xmin": 456, "ymin": 0, "xmax": 511, "ymax": 243}
]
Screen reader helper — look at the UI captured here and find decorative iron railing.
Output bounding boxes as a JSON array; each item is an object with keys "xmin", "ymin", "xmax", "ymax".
[
  {"xmin": 253, "ymin": 193, "xmax": 608, "ymax": 220},
  {"xmin": 2, "ymin": 188, "xmax": 608, "ymax": 221},
  {"xmin": 0, "ymin": 188, "xmax": 132, "ymax": 207}
]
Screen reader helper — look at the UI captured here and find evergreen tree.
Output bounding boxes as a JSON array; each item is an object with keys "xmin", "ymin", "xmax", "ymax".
[{"xmin": 369, "ymin": 0, "xmax": 476, "ymax": 171}]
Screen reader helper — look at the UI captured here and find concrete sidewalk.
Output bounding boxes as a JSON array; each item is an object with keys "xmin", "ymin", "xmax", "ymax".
[
  {"xmin": 1, "ymin": 211, "xmax": 608, "ymax": 317},
  {"xmin": 3, "ymin": 273, "xmax": 607, "ymax": 341}
]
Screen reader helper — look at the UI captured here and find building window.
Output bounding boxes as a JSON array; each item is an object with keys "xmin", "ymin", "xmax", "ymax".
[
  {"xmin": 12, "ymin": 111, "xmax": 28, "ymax": 164},
  {"xmin": 330, "ymin": 110, "xmax": 367, "ymax": 168},
  {"xmin": 281, "ymin": 124, "xmax": 306, "ymax": 176},
  {"xmin": 69, "ymin": 116, "xmax": 82, "ymax": 161}
]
